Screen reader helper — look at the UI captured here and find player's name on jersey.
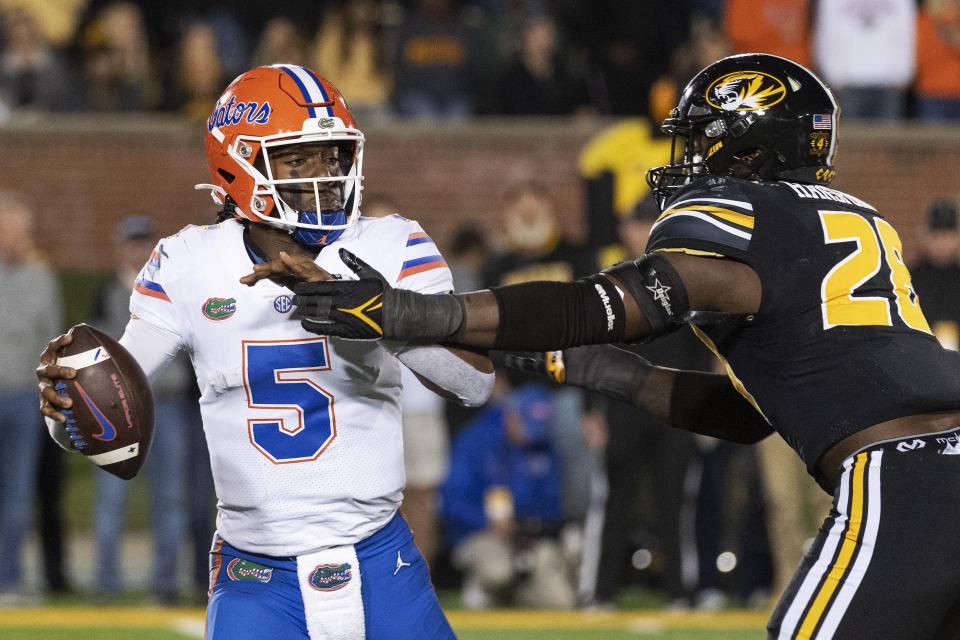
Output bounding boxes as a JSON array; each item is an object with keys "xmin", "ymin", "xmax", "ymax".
[{"xmin": 783, "ymin": 182, "xmax": 875, "ymax": 210}]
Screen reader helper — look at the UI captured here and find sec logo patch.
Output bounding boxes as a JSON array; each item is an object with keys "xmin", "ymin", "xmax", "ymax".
[{"xmin": 274, "ymin": 295, "xmax": 293, "ymax": 313}]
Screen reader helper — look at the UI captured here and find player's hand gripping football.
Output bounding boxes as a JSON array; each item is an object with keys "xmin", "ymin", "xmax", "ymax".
[
  {"xmin": 292, "ymin": 248, "xmax": 465, "ymax": 341},
  {"xmin": 37, "ymin": 333, "xmax": 78, "ymax": 450},
  {"xmin": 504, "ymin": 345, "xmax": 654, "ymax": 404},
  {"xmin": 37, "ymin": 333, "xmax": 75, "ymax": 424}
]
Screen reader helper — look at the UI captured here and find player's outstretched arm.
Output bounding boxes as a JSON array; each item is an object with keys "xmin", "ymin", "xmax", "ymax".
[
  {"xmin": 505, "ymin": 346, "xmax": 773, "ymax": 444},
  {"xmin": 290, "ymin": 248, "xmax": 633, "ymax": 347},
  {"xmin": 286, "ymin": 249, "xmax": 496, "ymax": 404},
  {"xmin": 292, "ymin": 249, "xmax": 761, "ymax": 351}
]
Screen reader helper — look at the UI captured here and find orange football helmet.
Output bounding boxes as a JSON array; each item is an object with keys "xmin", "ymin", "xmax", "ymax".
[{"xmin": 197, "ymin": 64, "xmax": 364, "ymax": 245}]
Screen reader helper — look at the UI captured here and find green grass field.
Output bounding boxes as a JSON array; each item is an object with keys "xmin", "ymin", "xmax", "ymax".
[{"xmin": 0, "ymin": 607, "xmax": 770, "ymax": 639}]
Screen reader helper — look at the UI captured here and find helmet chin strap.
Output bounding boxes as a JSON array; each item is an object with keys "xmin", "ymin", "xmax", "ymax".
[{"xmin": 290, "ymin": 209, "xmax": 347, "ymax": 246}]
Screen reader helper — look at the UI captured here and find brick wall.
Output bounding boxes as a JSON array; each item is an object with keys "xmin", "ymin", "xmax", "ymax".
[{"xmin": 1, "ymin": 115, "xmax": 958, "ymax": 270}]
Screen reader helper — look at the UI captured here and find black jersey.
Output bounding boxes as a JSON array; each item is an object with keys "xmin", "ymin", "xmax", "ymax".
[
  {"xmin": 647, "ymin": 176, "xmax": 960, "ymax": 476},
  {"xmin": 910, "ymin": 260, "xmax": 960, "ymax": 349}
]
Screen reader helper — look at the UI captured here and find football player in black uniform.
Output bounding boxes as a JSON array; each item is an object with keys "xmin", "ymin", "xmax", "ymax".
[{"xmin": 285, "ymin": 53, "xmax": 960, "ymax": 638}]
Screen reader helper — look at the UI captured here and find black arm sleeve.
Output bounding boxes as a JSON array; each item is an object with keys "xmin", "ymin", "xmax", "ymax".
[
  {"xmin": 669, "ymin": 370, "xmax": 774, "ymax": 443},
  {"xmin": 491, "ymin": 275, "xmax": 625, "ymax": 350}
]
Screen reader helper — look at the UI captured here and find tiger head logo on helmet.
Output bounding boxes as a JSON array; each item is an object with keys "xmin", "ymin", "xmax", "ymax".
[{"xmin": 647, "ymin": 53, "xmax": 839, "ymax": 208}]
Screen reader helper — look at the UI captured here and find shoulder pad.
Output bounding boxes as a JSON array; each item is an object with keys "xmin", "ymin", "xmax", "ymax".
[{"xmin": 648, "ymin": 177, "xmax": 755, "ymax": 257}]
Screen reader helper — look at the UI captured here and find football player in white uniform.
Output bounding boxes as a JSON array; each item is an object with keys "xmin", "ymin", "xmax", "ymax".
[{"xmin": 38, "ymin": 64, "xmax": 494, "ymax": 639}]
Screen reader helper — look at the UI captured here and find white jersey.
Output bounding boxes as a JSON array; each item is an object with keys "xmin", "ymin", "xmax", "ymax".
[{"xmin": 127, "ymin": 216, "xmax": 452, "ymax": 556}]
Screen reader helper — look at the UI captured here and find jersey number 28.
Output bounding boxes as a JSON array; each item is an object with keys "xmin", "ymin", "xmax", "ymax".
[{"xmin": 819, "ymin": 211, "xmax": 931, "ymax": 333}]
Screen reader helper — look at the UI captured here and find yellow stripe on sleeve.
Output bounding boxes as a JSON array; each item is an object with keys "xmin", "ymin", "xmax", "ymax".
[
  {"xmin": 657, "ymin": 205, "xmax": 755, "ymax": 229},
  {"xmin": 653, "ymin": 248, "xmax": 728, "ymax": 258}
]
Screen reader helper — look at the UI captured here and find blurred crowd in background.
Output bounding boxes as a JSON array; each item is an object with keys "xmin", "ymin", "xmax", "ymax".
[
  {"xmin": 2, "ymin": 0, "xmax": 960, "ymax": 616},
  {"xmin": 1, "ymin": 0, "xmax": 960, "ymax": 123}
]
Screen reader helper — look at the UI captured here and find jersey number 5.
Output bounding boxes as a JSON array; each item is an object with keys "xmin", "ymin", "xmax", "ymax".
[
  {"xmin": 243, "ymin": 338, "xmax": 336, "ymax": 464},
  {"xmin": 819, "ymin": 211, "xmax": 931, "ymax": 333}
]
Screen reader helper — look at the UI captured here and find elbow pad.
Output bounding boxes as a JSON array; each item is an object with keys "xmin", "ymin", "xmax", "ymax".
[{"xmin": 602, "ymin": 253, "xmax": 690, "ymax": 339}]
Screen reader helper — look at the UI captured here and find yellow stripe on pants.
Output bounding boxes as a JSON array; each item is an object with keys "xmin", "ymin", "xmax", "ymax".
[{"xmin": 796, "ymin": 452, "xmax": 868, "ymax": 639}]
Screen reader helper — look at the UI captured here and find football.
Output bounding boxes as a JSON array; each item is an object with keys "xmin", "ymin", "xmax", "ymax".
[{"xmin": 53, "ymin": 323, "xmax": 154, "ymax": 479}]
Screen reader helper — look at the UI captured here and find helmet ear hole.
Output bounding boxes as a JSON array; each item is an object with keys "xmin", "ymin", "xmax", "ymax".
[{"xmin": 217, "ymin": 168, "xmax": 235, "ymax": 184}]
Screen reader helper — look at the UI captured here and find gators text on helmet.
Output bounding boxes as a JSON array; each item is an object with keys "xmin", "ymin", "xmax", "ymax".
[
  {"xmin": 197, "ymin": 64, "xmax": 364, "ymax": 246},
  {"xmin": 647, "ymin": 53, "xmax": 839, "ymax": 208}
]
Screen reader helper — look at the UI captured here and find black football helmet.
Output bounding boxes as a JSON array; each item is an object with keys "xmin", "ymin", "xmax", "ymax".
[{"xmin": 647, "ymin": 53, "xmax": 840, "ymax": 207}]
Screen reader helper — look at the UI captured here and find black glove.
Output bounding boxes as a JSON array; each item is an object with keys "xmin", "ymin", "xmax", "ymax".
[
  {"xmin": 504, "ymin": 345, "xmax": 653, "ymax": 404},
  {"xmin": 293, "ymin": 248, "xmax": 466, "ymax": 341},
  {"xmin": 502, "ymin": 351, "xmax": 569, "ymax": 383},
  {"xmin": 293, "ymin": 249, "xmax": 387, "ymax": 339}
]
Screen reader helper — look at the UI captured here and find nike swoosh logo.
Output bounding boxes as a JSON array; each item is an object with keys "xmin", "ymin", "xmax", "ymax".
[{"xmin": 74, "ymin": 381, "xmax": 117, "ymax": 441}]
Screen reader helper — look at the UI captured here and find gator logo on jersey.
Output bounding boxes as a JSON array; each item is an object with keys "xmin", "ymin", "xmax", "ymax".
[
  {"xmin": 226, "ymin": 558, "xmax": 273, "ymax": 583},
  {"xmin": 706, "ymin": 72, "xmax": 786, "ymax": 111},
  {"xmin": 308, "ymin": 563, "xmax": 352, "ymax": 591},
  {"xmin": 202, "ymin": 297, "xmax": 237, "ymax": 321}
]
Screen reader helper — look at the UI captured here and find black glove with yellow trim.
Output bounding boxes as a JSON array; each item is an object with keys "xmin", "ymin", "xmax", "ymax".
[
  {"xmin": 503, "ymin": 345, "xmax": 653, "ymax": 404},
  {"xmin": 293, "ymin": 248, "xmax": 465, "ymax": 341}
]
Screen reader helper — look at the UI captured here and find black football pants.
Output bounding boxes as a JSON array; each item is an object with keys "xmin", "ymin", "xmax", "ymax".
[{"xmin": 768, "ymin": 427, "xmax": 960, "ymax": 639}]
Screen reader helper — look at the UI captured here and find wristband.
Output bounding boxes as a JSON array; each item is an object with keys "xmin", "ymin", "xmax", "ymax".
[{"xmin": 384, "ymin": 289, "xmax": 466, "ymax": 342}]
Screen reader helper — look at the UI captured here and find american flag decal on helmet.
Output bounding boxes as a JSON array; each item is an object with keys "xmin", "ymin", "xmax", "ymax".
[{"xmin": 812, "ymin": 114, "xmax": 832, "ymax": 130}]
